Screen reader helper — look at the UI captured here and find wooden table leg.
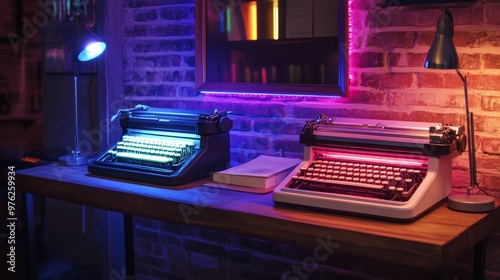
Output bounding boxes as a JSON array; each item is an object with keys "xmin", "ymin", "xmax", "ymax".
[
  {"xmin": 124, "ymin": 214, "xmax": 135, "ymax": 278},
  {"xmin": 473, "ymin": 239, "xmax": 487, "ymax": 280}
]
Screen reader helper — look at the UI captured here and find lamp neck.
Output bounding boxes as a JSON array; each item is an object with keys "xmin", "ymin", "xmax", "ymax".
[{"xmin": 436, "ymin": 9, "xmax": 454, "ymax": 38}]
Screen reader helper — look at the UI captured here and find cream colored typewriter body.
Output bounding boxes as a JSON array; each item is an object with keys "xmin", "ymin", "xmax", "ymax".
[{"xmin": 273, "ymin": 114, "xmax": 465, "ymax": 221}]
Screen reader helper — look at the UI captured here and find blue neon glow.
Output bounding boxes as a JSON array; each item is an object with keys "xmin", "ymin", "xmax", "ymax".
[{"xmin": 78, "ymin": 42, "xmax": 106, "ymax": 61}]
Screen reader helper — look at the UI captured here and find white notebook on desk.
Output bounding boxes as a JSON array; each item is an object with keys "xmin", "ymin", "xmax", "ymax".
[{"xmin": 212, "ymin": 155, "xmax": 301, "ymax": 189}]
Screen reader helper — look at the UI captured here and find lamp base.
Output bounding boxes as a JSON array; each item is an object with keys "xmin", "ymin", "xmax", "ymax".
[
  {"xmin": 58, "ymin": 154, "xmax": 88, "ymax": 166},
  {"xmin": 447, "ymin": 193, "xmax": 495, "ymax": 213}
]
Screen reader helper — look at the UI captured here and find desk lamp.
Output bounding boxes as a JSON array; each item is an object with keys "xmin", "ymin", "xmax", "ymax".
[
  {"xmin": 59, "ymin": 15, "xmax": 106, "ymax": 166},
  {"xmin": 424, "ymin": 9, "xmax": 494, "ymax": 212}
]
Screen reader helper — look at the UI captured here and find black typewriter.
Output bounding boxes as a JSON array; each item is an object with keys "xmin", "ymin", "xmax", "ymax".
[{"xmin": 87, "ymin": 105, "xmax": 233, "ymax": 186}]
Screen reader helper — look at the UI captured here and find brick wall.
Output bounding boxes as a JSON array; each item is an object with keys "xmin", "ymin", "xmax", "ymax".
[{"xmin": 120, "ymin": 0, "xmax": 500, "ymax": 279}]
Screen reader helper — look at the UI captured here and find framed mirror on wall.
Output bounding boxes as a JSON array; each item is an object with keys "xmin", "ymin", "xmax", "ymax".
[{"xmin": 196, "ymin": 0, "xmax": 348, "ymax": 97}]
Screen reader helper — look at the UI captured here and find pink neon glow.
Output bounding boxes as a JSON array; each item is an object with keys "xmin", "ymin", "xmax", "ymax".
[
  {"xmin": 320, "ymin": 153, "xmax": 426, "ymax": 167},
  {"xmin": 347, "ymin": 0, "xmax": 354, "ymax": 82}
]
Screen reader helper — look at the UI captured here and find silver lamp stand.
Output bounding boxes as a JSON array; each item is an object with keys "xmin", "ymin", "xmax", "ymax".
[
  {"xmin": 424, "ymin": 9, "xmax": 495, "ymax": 212},
  {"xmin": 58, "ymin": 71, "xmax": 88, "ymax": 166},
  {"xmin": 446, "ymin": 70, "xmax": 494, "ymax": 212}
]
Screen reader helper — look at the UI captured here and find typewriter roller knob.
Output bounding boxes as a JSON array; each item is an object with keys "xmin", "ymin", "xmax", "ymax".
[
  {"xmin": 217, "ymin": 116, "xmax": 233, "ymax": 133},
  {"xmin": 456, "ymin": 134, "xmax": 466, "ymax": 152}
]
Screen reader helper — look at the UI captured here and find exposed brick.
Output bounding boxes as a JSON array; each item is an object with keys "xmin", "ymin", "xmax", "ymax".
[
  {"xmin": 226, "ymin": 248, "xmax": 253, "ymax": 263},
  {"xmin": 449, "ymin": 5, "xmax": 484, "ymax": 26},
  {"xmin": 476, "ymin": 155, "xmax": 500, "ymax": 174},
  {"xmin": 389, "ymin": 91, "xmax": 467, "ymax": 109},
  {"xmin": 349, "ymin": 72, "xmax": 360, "ymax": 87},
  {"xmin": 484, "ymin": 2, "xmax": 500, "ymax": 25},
  {"xmin": 459, "ymin": 54, "xmax": 481, "ymax": 70},
  {"xmin": 162, "ymin": 232, "xmax": 182, "ymax": 246},
  {"xmin": 177, "ymin": 85, "xmax": 197, "ymax": 97},
  {"xmin": 410, "ymin": 110, "xmax": 463, "ymax": 124},
  {"xmin": 125, "ymin": 24, "xmax": 194, "ymax": 37},
  {"xmin": 480, "ymin": 131, "xmax": 500, "ymax": 151},
  {"xmin": 468, "ymin": 74, "xmax": 500, "ymax": 91},
  {"xmin": 484, "ymin": 54, "xmax": 500, "ymax": 70},
  {"xmin": 341, "ymin": 89, "xmax": 387, "ymax": 105},
  {"xmin": 230, "ymin": 235, "xmax": 283, "ymax": 257},
  {"xmin": 230, "ymin": 133, "xmax": 269, "ymax": 150},
  {"xmin": 183, "ymin": 54, "xmax": 195, "ymax": 67},
  {"xmin": 125, "ymin": 0, "xmax": 194, "ymax": 8},
  {"xmin": 134, "ymin": 227, "xmax": 162, "ymax": 242},
  {"xmin": 417, "ymin": 72, "xmax": 463, "ymax": 89},
  {"xmin": 165, "ymin": 221, "xmax": 199, "ymax": 236},
  {"xmin": 253, "ymin": 119, "xmax": 302, "ymax": 135},
  {"xmin": 133, "ymin": 55, "xmax": 182, "ymax": 67},
  {"xmin": 416, "ymin": 31, "xmax": 436, "ymax": 47},
  {"xmin": 188, "ymin": 252, "xmax": 220, "ymax": 270},
  {"xmin": 361, "ymin": 72, "xmax": 414, "ymax": 89},
  {"xmin": 135, "ymin": 216, "xmax": 161, "ymax": 228},
  {"xmin": 481, "ymin": 174, "xmax": 500, "ymax": 193},
  {"xmin": 350, "ymin": 10, "xmax": 367, "ymax": 32},
  {"xmin": 132, "ymin": 9, "xmax": 158, "ymax": 22},
  {"xmin": 168, "ymin": 247, "xmax": 188, "ymax": 262},
  {"xmin": 351, "ymin": 0, "xmax": 371, "ymax": 10},
  {"xmin": 482, "ymin": 95, "xmax": 500, "ymax": 111},
  {"xmin": 124, "ymin": 70, "xmax": 189, "ymax": 83},
  {"xmin": 454, "ymin": 31, "xmax": 500, "ymax": 48},
  {"xmin": 350, "ymin": 52, "xmax": 384, "ymax": 68},
  {"xmin": 184, "ymin": 239, "xmax": 219, "ymax": 255},
  {"xmin": 135, "ymin": 252, "xmax": 168, "ymax": 269},
  {"xmin": 475, "ymin": 115, "xmax": 500, "ymax": 134},
  {"xmin": 230, "ymin": 117, "xmax": 252, "ymax": 132},
  {"xmin": 227, "ymin": 102, "xmax": 286, "ymax": 118},
  {"xmin": 168, "ymin": 260, "xmax": 196, "ymax": 278},
  {"xmin": 131, "ymin": 39, "xmax": 194, "ymax": 53},
  {"xmin": 160, "ymin": 6, "xmax": 190, "ymax": 20},
  {"xmin": 366, "ymin": 9, "xmax": 438, "ymax": 29},
  {"xmin": 365, "ymin": 32, "xmax": 416, "ymax": 49},
  {"xmin": 272, "ymin": 138, "xmax": 304, "ymax": 154},
  {"xmin": 364, "ymin": 9, "xmax": 394, "ymax": 29}
]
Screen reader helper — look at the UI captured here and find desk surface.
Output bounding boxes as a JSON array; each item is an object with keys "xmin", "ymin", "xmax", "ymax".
[{"xmin": 17, "ymin": 163, "xmax": 500, "ymax": 272}]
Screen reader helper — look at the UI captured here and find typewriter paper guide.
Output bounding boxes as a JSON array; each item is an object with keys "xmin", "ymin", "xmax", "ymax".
[{"xmin": 212, "ymin": 155, "xmax": 302, "ymax": 189}]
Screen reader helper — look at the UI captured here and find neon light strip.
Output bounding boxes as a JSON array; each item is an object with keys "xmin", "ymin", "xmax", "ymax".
[
  {"xmin": 226, "ymin": 7, "xmax": 231, "ymax": 33},
  {"xmin": 348, "ymin": 0, "xmax": 354, "ymax": 82},
  {"xmin": 249, "ymin": 1, "xmax": 257, "ymax": 40},
  {"xmin": 273, "ymin": 0, "xmax": 279, "ymax": 40}
]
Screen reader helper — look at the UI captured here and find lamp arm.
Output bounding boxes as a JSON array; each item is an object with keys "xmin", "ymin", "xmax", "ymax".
[{"xmin": 455, "ymin": 69, "xmax": 477, "ymax": 191}]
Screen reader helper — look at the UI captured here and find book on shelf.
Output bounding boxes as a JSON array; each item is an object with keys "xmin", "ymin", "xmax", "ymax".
[{"xmin": 212, "ymin": 155, "xmax": 302, "ymax": 189}]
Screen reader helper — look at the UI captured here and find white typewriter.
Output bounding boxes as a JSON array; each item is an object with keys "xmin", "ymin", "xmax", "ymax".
[{"xmin": 273, "ymin": 114, "xmax": 465, "ymax": 221}]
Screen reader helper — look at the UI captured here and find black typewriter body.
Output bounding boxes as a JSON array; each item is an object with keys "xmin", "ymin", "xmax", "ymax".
[{"xmin": 87, "ymin": 106, "xmax": 233, "ymax": 186}]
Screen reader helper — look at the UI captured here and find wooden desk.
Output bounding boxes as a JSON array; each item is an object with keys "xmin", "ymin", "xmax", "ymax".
[{"xmin": 17, "ymin": 163, "xmax": 500, "ymax": 279}]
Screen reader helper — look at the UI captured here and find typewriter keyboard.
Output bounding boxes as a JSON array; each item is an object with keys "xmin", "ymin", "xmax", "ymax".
[
  {"xmin": 286, "ymin": 156, "xmax": 428, "ymax": 201},
  {"xmin": 102, "ymin": 135, "xmax": 197, "ymax": 169}
]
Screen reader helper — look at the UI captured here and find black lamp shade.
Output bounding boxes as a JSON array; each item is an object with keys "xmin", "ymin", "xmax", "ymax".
[
  {"xmin": 75, "ymin": 16, "xmax": 106, "ymax": 62},
  {"xmin": 424, "ymin": 9, "xmax": 459, "ymax": 69}
]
